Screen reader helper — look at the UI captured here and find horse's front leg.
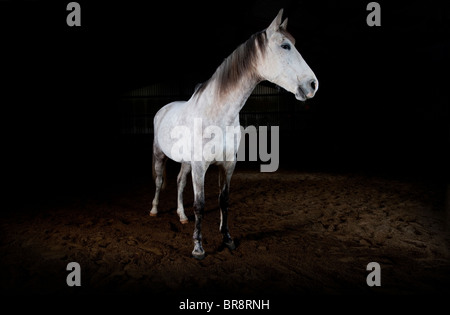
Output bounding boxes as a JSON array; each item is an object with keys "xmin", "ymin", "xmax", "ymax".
[
  {"xmin": 218, "ymin": 161, "xmax": 236, "ymax": 250},
  {"xmin": 191, "ymin": 162, "xmax": 207, "ymax": 260}
]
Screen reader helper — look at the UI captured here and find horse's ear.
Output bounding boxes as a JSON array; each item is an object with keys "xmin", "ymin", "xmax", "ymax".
[
  {"xmin": 266, "ymin": 8, "xmax": 284, "ymax": 38},
  {"xmin": 280, "ymin": 17, "xmax": 288, "ymax": 30}
]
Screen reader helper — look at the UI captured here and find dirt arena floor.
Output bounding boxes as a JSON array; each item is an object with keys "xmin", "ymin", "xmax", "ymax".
[{"xmin": 1, "ymin": 166, "xmax": 450, "ymax": 298}]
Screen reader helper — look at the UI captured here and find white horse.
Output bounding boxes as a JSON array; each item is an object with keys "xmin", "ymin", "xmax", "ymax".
[{"xmin": 150, "ymin": 9, "xmax": 318, "ymax": 259}]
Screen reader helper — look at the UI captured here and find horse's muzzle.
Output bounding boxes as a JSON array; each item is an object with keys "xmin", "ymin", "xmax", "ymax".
[{"xmin": 296, "ymin": 78, "xmax": 318, "ymax": 101}]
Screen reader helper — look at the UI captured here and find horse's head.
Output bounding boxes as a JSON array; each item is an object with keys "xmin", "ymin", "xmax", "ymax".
[{"xmin": 258, "ymin": 9, "xmax": 318, "ymax": 101}]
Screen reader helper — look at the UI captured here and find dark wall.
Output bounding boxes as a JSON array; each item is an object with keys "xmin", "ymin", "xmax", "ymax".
[{"xmin": 2, "ymin": 1, "xmax": 449, "ymax": 204}]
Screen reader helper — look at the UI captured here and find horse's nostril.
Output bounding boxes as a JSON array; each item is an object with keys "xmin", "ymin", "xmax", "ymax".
[{"xmin": 310, "ymin": 79, "xmax": 317, "ymax": 91}]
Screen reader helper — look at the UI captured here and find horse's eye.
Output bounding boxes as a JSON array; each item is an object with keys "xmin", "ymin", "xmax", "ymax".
[{"xmin": 281, "ymin": 44, "xmax": 291, "ymax": 50}]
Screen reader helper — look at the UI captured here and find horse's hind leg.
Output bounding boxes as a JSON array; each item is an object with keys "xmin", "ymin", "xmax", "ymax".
[
  {"xmin": 176, "ymin": 163, "xmax": 191, "ymax": 224},
  {"xmin": 218, "ymin": 161, "xmax": 236, "ymax": 250},
  {"xmin": 150, "ymin": 147, "xmax": 167, "ymax": 217}
]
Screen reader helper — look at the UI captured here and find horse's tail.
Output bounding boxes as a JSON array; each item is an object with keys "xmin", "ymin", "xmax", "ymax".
[{"xmin": 152, "ymin": 152, "xmax": 167, "ymax": 190}]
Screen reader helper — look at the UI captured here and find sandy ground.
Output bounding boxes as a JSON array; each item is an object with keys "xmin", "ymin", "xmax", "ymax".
[{"xmin": 1, "ymin": 167, "xmax": 449, "ymax": 298}]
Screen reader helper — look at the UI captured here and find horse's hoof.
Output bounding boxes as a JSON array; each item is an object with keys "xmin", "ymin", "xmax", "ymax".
[
  {"xmin": 192, "ymin": 250, "xmax": 205, "ymax": 260},
  {"xmin": 149, "ymin": 212, "xmax": 157, "ymax": 217},
  {"xmin": 224, "ymin": 240, "xmax": 236, "ymax": 250},
  {"xmin": 180, "ymin": 219, "xmax": 189, "ymax": 224}
]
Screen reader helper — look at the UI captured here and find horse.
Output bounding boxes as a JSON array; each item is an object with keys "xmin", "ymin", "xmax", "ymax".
[{"xmin": 150, "ymin": 9, "xmax": 318, "ymax": 259}]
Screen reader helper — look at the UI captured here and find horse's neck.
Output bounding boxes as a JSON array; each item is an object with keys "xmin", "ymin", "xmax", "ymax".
[{"xmin": 193, "ymin": 75, "xmax": 260, "ymax": 125}]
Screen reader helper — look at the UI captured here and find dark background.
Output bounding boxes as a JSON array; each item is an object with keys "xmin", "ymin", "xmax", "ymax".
[{"xmin": 1, "ymin": 0, "xmax": 449, "ymax": 206}]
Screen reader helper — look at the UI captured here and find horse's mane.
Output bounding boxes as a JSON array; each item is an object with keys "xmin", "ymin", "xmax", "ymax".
[
  {"xmin": 194, "ymin": 30, "xmax": 268, "ymax": 98},
  {"xmin": 194, "ymin": 26, "xmax": 296, "ymax": 99}
]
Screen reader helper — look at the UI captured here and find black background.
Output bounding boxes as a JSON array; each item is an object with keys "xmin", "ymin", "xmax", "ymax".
[
  {"xmin": 0, "ymin": 0, "xmax": 449, "ymax": 310},
  {"xmin": 2, "ymin": 0, "xmax": 449, "ymax": 204}
]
